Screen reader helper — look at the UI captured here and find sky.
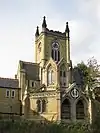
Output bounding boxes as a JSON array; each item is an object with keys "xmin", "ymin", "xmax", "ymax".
[{"xmin": 0, "ymin": 0, "xmax": 100, "ymax": 78}]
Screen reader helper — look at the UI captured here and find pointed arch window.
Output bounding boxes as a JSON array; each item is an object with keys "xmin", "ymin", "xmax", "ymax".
[
  {"xmin": 37, "ymin": 100, "xmax": 41, "ymax": 112},
  {"xmin": 47, "ymin": 66, "xmax": 55, "ymax": 85},
  {"xmin": 63, "ymin": 71, "xmax": 66, "ymax": 77},
  {"xmin": 60, "ymin": 64, "xmax": 67, "ymax": 86},
  {"xmin": 52, "ymin": 42, "xmax": 60, "ymax": 62},
  {"xmin": 48, "ymin": 70, "xmax": 52, "ymax": 85},
  {"xmin": 76, "ymin": 100, "xmax": 85, "ymax": 119},
  {"xmin": 61, "ymin": 99, "xmax": 71, "ymax": 119},
  {"xmin": 42, "ymin": 99, "xmax": 46, "ymax": 113},
  {"xmin": 36, "ymin": 99, "xmax": 47, "ymax": 113}
]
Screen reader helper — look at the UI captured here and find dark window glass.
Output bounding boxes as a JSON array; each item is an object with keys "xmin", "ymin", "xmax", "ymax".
[
  {"xmin": 37, "ymin": 100, "xmax": 41, "ymax": 112},
  {"xmin": 6, "ymin": 90, "xmax": 10, "ymax": 97},
  {"xmin": 61, "ymin": 99, "xmax": 71, "ymax": 119},
  {"xmin": 55, "ymin": 50, "xmax": 57, "ymax": 61},
  {"xmin": 51, "ymin": 47, "xmax": 60, "ymax": 62},
  {"xmin": 42, "ymin": 100, "xmax": 46, "ymax": 113},
  {"xmin": 12, "ymin": 90, "xmax": 15, "ymax": 97},
  {"xmin": 63, "ymin": 71, "xmax": 66, "ymax": 77},
  {"xmin": 52, "ymin": 50, "xmax": 54, "ymax": 59},
  {"xmin": 76, "ymin": 100, "xmax": 84, "ymax": 119},
  {"xmin": 32, "ymin": 82, "xmax": 34, "ymax": 87},
  {"xmin": 58, "ymin": 51, "xmax": 60, "ymax": 61},
  {"xmin": 64, "ymin": 82, "xmax": 66, "ymax": 86},
  {"xmin": 60, "ymin": 71, "xmax": 62, "ymax": 77}
]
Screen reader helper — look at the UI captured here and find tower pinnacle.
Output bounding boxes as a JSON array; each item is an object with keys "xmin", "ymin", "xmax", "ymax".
[
  {"xmin": 35, "ymin": 26, "xmax": 39, "ymax": 37},
  {"xmin": 42, "ymin": 16, "xmax": 47, "ymax": 29},
  {"xmin": 65, "ymin": 22, "xmax": 69, "ymax": 33}
]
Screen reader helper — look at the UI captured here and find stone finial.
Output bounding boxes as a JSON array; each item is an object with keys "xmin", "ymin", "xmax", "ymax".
[
  {"xmin": 42, "ymin": 16, "xmax": 47, "ymax": 29},
  {"xmin": 65, "ymin": 22, "xmax": 70, "ymax": 33},
  {"xmin": 35, "ymin": 26, "xmax": 39, "ymax": 37}
]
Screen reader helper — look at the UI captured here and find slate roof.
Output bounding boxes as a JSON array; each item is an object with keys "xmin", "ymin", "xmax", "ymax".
[
  {"xmin": 20, "ymin": 61, "xmax": 40, "ymax": 80},
  {"xmin": 0, "ymin": 77, "xmax": 19, "ymax": 88}
]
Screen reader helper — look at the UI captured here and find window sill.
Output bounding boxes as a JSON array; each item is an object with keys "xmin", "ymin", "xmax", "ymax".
[
  {"xmin": 6, "ymin": 96, "xmax": 10, "ymax": 98},
  {"xmin": 38, "ymin": 112, "xmax": 47, "ymax": 114},
  {"xmin": 47, "ymin": 83, "xmax": 57, "ymax": 87},
  {"xmin": 11, "ymin": 97, "xmax": 15, "ymax": 98}
]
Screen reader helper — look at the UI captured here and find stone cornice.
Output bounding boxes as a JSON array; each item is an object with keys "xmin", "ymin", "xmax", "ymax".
[{"xmin": 30, "ymin": 90, "xmax": 57, "ymax": 98}]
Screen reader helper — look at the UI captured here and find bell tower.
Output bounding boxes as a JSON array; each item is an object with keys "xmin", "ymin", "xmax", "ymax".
[
  {"xmin": 34, "ymin": 16, "xmax": 71, "ymax": 87},
  {"xmin": 35, "ymin": 17, "xmax": 70, "ymax": 65}
]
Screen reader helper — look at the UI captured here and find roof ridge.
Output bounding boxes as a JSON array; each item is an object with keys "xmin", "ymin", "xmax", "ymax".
[
  {"xmin": 0, "ymin": 77, "xmax": 18, "ymax": 80},
  {"xmin": 20, "ymin": 60, "xmax": 37, "ymax": 65}
]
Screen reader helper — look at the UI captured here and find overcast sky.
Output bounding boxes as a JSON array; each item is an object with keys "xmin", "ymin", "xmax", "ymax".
[{"xmin": 0, "ymin": 0, "xmax": 100, "ymax": 78}]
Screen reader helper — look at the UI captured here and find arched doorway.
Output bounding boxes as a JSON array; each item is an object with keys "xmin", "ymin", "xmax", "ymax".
[
  {"xmin": 76, "ymin": 99, "xmax": 84, "ymax": 119},
  {"xmin": 61, "ymin": 99, "xmax": 71, "ymax": 119}
]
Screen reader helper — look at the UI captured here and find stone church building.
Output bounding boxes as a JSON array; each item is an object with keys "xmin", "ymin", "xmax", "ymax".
[{"xmin": 0, "ymin": 16, "xmax": 95, "ymax": 122}]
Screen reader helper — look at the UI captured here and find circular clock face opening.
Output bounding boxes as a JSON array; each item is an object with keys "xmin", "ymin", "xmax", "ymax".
[
  {"xmin": 52, "ymin": 42, "xmax": 59, "ymax": 49},
  {"xmin": 71, "ymin": 87, "xmax": 79, "ymax": 98}
]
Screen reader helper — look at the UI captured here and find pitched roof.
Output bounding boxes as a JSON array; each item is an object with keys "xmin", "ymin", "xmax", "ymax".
[
  {"xmin": 20, "ymin": 61, "xmax": 40, "ymax": 80},
  {"xmin": 0, "ymin": 77, "xmax": 19, "ymax": 88}
]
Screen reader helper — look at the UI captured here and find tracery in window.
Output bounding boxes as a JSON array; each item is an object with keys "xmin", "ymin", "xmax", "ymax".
[{"xmin": 51, "ymin": 42, "xmax": 60, "ymax": 62}]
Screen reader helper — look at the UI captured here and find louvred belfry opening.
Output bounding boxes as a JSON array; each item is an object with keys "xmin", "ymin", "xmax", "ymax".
[
  {"xmin": 61, "ymin": 99, "xmax": 71, "ymax": 119},
  {"xmin": 51, "ymin": 42, "xmax": 60, "ymax": 63}
]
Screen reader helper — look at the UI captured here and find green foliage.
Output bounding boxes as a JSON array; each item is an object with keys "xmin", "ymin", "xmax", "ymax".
[
  {"xmin": 0, "ymin": 120, "xmax": 91, "ymax": 133},
  {"xmin": 90, "ymin": 100, "xmax": 100, "ymax": 133},
  {"xmin": 74, "ymin": 61, "xmax": 89, "ymax": 88},
  {"xmin": 74, "ymin": 57, "xmax": 100, "ymax": 89}
]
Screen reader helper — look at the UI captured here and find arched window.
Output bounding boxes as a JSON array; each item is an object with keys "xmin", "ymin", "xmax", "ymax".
[
  {"xmin": 42, "ymin": 99, "xmax": 46, "ymax": 113},
  {"xmin": 61, "ymin": 99, "xmax": 71, "ymax": 119},
  {"xmin": 52, "ymin": 42, "xmax": 60, "ymax": 62},
  {"xmin": 51, "ymin": 70, "xmax": 55, "ymax": 83},
  {"xmin": 48, "ymin": 70, "xmax": 52, "ymax": 85},
  {"xmin": 47, "ymin": 66, "xmax": 55, "ymax": 85},
  {"xmin": 36, "ymin": 99, "xmax": 47, "ymax": 113},
  {"xmin": 60, "ymin": 64, "xmax": 67, "ymax": 86},
  {"xmin": 37, "ymin": 100, "xmax": 41, "ymax": 112},
  {"xmin": 76, "ymin": 100, "xmax": 84, "ymax": 119}
]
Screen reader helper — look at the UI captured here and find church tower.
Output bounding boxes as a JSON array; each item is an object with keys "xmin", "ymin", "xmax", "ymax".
[
  {"xmin": 17, "ymin": 16, "xmax": 90, "ymax": 123},
  {"xmin": 35, "ymin": 16, "xmax": 71, "ymax": 89}
]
